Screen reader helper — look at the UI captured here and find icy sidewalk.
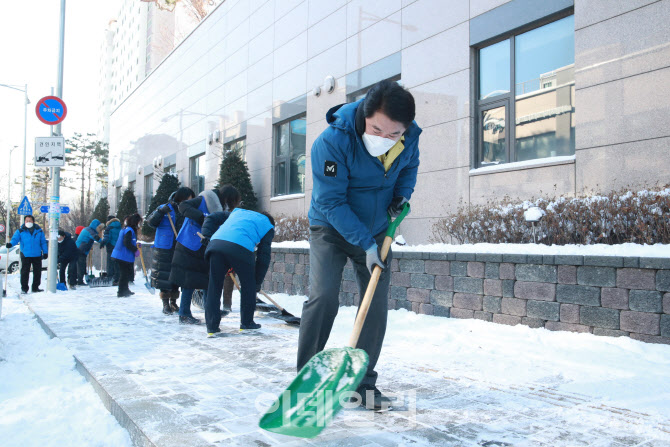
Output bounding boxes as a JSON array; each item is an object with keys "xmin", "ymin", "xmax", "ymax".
[{"xmin": 13, "ymin": 276, "xmax": 670, "ymax": 447}]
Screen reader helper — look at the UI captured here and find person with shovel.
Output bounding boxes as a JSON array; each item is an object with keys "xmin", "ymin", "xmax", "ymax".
[
  {"xmin": 57, "ymin": 229, "xmax": 79, "ymax": 290},
  {"xmin": 111, "ymin": 213, "xmax": 142, "ymax": 298},
  {"xmin": 6, "ymin": 215, "xmax": 48, "ymax": 294},
  {"xmin": 100, "ymin": 215, "xmax": 122, "ymax": 286},
  {"xmin": 147, "ymin": 186, "xmax": 195, "ymax": 315},
  {"xmin": 297, "ymin": 79, "xmax": 420, "ymax": 410},
  {"xmin": 201, "ymin": 209, "xmax": 275, "ymax": 336},
  {"xmin": 75, "ymin": 219, "xmax": 104, "ymax": 286}
]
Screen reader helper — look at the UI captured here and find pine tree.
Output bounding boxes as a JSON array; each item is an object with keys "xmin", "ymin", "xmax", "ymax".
[
  {"xmin": 141, "ymin": 172, "xmax": 180, "ymax": 238},
  {"xmin": 217, "ymin": 149, "xmax": 257, "ymax": 210},
  {"xmin": 117, "ymin": 187, "xmax": 138, "ymax": 226},
  {"xmin": 92, "ymin": 197, "xmax": 110, "ymax": 225}
]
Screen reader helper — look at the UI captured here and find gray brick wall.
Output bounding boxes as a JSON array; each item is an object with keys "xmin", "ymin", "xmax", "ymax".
[{"xmin": 264, "ymin": 248, "xmax": 670, "ymax": 345}]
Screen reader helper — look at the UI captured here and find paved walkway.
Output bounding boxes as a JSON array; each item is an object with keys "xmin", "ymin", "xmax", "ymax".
[{"xmin": 20, "ymin": 281, "xmax": 670, "ymax": 447}]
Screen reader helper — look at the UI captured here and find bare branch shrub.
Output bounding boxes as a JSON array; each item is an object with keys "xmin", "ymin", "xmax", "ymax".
[
  {"xmin": 273, "ymin": 215, "xmax": 310, "ymax": 243},
  {"xmin": 431, "ymin": 186, "xmax": 670, "ymax": 245}
]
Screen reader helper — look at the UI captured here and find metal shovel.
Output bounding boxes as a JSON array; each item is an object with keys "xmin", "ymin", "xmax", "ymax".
[
  {"xmin": 138, "ymin": 245, "xmax": 156, "ymax": 294},
  {"xmin": 258, "ymin": 203, "xmax": 410, "ymax": 438}
]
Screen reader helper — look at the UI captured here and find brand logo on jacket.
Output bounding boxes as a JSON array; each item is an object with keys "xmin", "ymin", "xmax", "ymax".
[{"xmin": 324, "ymin": 161, "xmax": 337, "ymax": 177}]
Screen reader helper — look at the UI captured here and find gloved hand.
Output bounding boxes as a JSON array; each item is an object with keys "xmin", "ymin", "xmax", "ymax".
[
  {"xmin": 5, "ymin": 243, "xmax": 11, "ymax": 249},
  {"xmin": 42, "ymin": 253, "xmax": 48, "ymax": 260},
  {"xmin": 365, "ymin": 244, "xmax": 387, "ymax": 274},
  {"xmin": 387, "ymin": 196, "xmax": 409, "ymax": 218},
  {"xmin": 159, "ymin": 204, "xmax": 171, "ymax": 214}
]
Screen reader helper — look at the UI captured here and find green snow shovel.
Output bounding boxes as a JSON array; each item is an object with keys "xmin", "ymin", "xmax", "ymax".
[{"xmin": 258, "ymin": 203, "xmax": 410, "ymax": 438}]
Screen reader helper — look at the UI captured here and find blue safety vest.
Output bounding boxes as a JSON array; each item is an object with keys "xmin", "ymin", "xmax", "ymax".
[
  {"xmin": 111, "ymin": 227, "xmax": 137, "ymax": 263},
  {"xmin": 176, "ymin": 198, "xmax": 209, "ymax": 251},
  {"xmin": 211, "ymin": 209, "xmax": 274, "ymax": 252},
  {"xmin": 153, "ymin": 203, "xmax": 176, "ymax": 250}
]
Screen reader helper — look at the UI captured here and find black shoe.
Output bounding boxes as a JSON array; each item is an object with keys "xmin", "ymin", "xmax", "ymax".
[
  {"xmin": 162, "ymin": 303, "xmax": 173, "ymax": 315},
  {"xmin": 179, "ymin": 315, "xmax": 201, "ymax": 325},
  {"xmin": 117, "ymin": 290, "xmax": 133, "ymax": 298},
  {"xmin": 21, "ymin": 290, "xmax": 28, "ymax": 295},
  {"xmin": 32, "ymin": 288, "xmax": 44, "ymax": 293},
  {"xmin": 220, "ymin": 309, "xmax": 230, "ymax": 317},
  {"xmin": 69, "ymin": 284, "xmax": 77, "ymax": 290},
  {"xmin": 355, "ymin": 385, "xmax": 394, "ymax": 411},
  {"xmin": 240, "ymin": 322, "xmax": 261, "ymax": 330},
  {"xmin": 129, "ymin": 291, "xmax": 135, "ymax": 295},
  {"xmin": 207, "ymin": 327, "xmax": 221, "ymax": 337}
]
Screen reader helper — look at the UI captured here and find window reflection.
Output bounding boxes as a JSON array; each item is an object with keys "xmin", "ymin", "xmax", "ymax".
[
  {"xmin": 190, "ymin": 154, "xmax": 205, "ymax": 194},
  {"xmin": 481, "ymin": 106, "xmax": 507, "ymax": 166},
  {"xmin": 479, "ymin": 40, "xmax": 510, "ymax": 100},
  {"xmin": 273, "ymin": 117, "xmax": 306, "ymax": 196}
]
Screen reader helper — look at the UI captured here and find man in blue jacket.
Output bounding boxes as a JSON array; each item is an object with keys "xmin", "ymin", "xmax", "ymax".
[
  {"xmin": 75, "ymin": 219, "xmax": 104, "ymax": 285},
  {"xmin": 100, "ymin": 215, "xmax": 122, "ymax": 285},
  {"xmin": 6, "ymin": 215, "xmax": 48, "ymax": 293},
  {"xmin": 297, "ymin": 80, "xmax": 421, "ymax": 410}
]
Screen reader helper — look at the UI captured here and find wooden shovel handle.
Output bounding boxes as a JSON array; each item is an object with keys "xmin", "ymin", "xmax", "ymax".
[
  {"xmin": 167, "ymin": 213, "xmax": 178, "ymax": 237},
  {"xmin": 348, "ymin": 235, "xmax": 393, "ymax": 348},
  {"xmin": 227, "ymin": 270, "xmax": 285, "ymax": 312},
  {"xmin": 138, "ymin": 245, "xmax": 148, "ymax": 276}
]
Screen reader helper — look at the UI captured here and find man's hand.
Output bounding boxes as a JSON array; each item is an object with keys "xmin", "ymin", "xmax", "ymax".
[
  {"xmin": 42, "ymin": 253, "xmax": 48, "ymax": 260},
  {"xmin": 387, "ymin": 196, "xmax": 409, "ymax": 218},
  {"xmin": 159, "ymin": 204, "xmax": 171, "ymax": 214},
  {"xmin": 5, "ymin": 243, "xmax": 11, "ymax": 249},
  {"xmin": 365, "ymin": 244, "xmax": 387, "ymax": 274}
]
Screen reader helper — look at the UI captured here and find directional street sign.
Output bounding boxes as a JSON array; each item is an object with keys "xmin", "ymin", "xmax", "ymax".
[
  {"xmin": 40, "ymin": 205, "xmax": 69, "ymax": 214},
  {"xmin": 17, "ymin": 196, "xmax": 33, "ymax": 215},
  {"xmin": 35, "ymin": 136, "xmax": 66, "ymax": 167},
  {"xmin": 35, "ymin": 96, "xmax": 67, "ymax": 125}
]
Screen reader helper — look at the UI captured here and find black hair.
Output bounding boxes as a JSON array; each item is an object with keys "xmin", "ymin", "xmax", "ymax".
[
  {"xmin": 174, "ymin": 187, "xmax": 195, "ymax": 204},
  {"xmin": 362, "ymin": 79, "xmax": 416, "ymax": 129},
  {"xmin": 260, "ymin": 211, "xmax": 275, "ymax": 227},
  {"xmin": 125, "ymin": 213, "xmax": 142, "ymax": 232},
  {"xmin": 24, "ymin": 215, "xmax": 35, "ymax": 222},
  {"xmin": 58, "ymin": 229, "xmax": 66, "ymax": 237},
  {"xmin": 218, "ymin": 184, "xmax": 241, "ymax": 211},
  {"xmin": 107, "ymin": 215, "xmax": 116, "ymax": 221}
]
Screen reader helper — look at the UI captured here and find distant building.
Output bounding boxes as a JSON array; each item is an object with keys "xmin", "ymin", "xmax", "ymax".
[{"xmin": 107, "ymin": 0, "xmax": 670, "ymax": 243}]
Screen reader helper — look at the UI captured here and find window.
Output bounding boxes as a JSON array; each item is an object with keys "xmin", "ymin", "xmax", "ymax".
[
  {"xmin": 476, "ymin": 15, "xmax": 575, "ymax": 168},
  {"xmin": 190, "ymin": 154, "xmax": 205, "ymax": 195},
  {"xmin": 273, "ymin": 116, "xmax": 306, "ymax": 197},
  {"xmin": 224, "ymin": 138, "xmax": 246, "ymax": 160},
  {"xmin": 116, "ymin": 186, "xmax": 122, "ymax": 209},
  {"xmin": 164, "ymin": 164, "xmax": 176, "ymax": 175},
  {"xmin": 144, "ymin": 174, "xmax": 153, "ymax": 213}
]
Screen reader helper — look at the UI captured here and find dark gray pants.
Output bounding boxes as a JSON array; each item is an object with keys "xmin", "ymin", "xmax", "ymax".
[{"xmin": 297, "ymin": 226, "xmax": 392, "ymax": 388}]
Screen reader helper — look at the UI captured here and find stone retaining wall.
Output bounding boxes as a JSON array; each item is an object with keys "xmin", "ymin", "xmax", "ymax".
[{"xmin": 263, "ymin": 247, "xmax": 670, "ymax": 345}]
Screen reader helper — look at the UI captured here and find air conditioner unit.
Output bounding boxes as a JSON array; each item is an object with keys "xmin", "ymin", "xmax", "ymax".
[
  {"xmin": 136, "ymin": 165, "xmax": 143, "ymax": 176},
  {"xmin": 208, "ymin": 132, "xmax": 214, "ymax": 145},
  {"xmin": 214, "ymin": 130, "xmax": 221, "ymax": 143},
  {"xmin": 152, "ymin": 155, "xmax": 163, "ymax": 169}
]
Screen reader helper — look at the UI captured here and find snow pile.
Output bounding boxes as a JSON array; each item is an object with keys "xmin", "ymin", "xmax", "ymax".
[{"xmin": 0, "ymin": 296, "xmax": 132, "ymax": 447}]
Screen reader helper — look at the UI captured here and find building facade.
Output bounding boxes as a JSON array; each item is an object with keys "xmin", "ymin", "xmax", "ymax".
[{"xmin": 107, "ymin": 0, "xmax": 670, "ymax": 243}]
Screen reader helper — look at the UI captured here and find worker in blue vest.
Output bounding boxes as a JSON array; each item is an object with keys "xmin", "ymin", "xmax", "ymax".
[
  {"xmin": 111, "ymin": 213, "xmax": 142, "ymax": 298},
  {"xmin": 7, "ymin": 215, "xmax": 48, "ymax": 294},
  {"xmin": 147, "ymin": 187, "xmax": 195, "ymax": 314},
  {"xmin": 169, "ymin": 185, "xmax": 241, "ymax": 324},
  {"xmin": 100, "ymin": 215, "xmax": 122, "ymax": 285},
  {"xmin": 202, "ymin": 209, "xmax": 275, "ymax": 336}
]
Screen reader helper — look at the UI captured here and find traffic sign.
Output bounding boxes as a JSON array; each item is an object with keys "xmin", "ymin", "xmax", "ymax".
[
  {"xmin": 39, "ymin": 204, "xmax": 69, "ymax": 214},
  {"xmin": 35, "ymin": 137, "xmax": 65, "ymax": 167},
  {"xmin": 36, "ymin": 96, "xmax": 67, "ymax": 125},
  {"xmin": 0, "ymin": 224, "xmax": 5, "ymax": 233},
  {"xmin": 17, "ymin": 196, "xmax": 33, "ymax": 215}
]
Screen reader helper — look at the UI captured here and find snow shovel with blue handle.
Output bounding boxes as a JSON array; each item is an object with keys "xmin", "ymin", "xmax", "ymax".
[{"xmin": 258, "ymin": 203, "xmax": 410, "ymax": 438}]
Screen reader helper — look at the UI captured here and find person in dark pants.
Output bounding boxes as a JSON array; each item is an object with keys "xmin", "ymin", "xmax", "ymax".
[
  {"xmin": 147, "ymin": 187, "xmax": 195, "ymax": 315},
  {"xmin": 75, "ymin": 219, "xmax": 104, "ymax": 285},
  {"xmin": 111, "ymin": 213, "xmax": 142, "ymax": 298},
  {"xmin": 57, "ymin": 229, "xmax": 79, "ymax": 290},
  {"xmin": 100, "ymin": 215, "xmax": 122, "ymax": 285},
  {"xmin": 202, "ymin": 209, "xmax": 274, "ymax": 335},
  {"xmin": 169, "ymin": 185, "xmax": 241, "ymax": 325},
  {"xmin": 297, "ymin": 80, "xmax": 421, "ymax": 410},
  {"xmin": 7, "ymin": 215, "xmax": 48, "ymax": 294}
]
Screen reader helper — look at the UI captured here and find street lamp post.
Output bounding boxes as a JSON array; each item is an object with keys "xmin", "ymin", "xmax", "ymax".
[{"xmin": 0, "ymin": 83, "xmax": 30, "ymax": 200}]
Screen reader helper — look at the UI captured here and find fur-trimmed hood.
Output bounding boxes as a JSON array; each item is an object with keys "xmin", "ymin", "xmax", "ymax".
[
  {"xmin": 106, "ymin": 217, "xmax": 120, "ymax": 226},
  {"xmin": 200, "ymin": 189, "xmax": 223, "ymax": 214}
]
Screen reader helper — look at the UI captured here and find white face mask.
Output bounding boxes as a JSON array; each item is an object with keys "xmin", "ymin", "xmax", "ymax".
[
  {"xmin": 362, "ymin": 133, "xmax": 397, "ymax": 157},
  {"xmin": 25, "ymin": 222, "xmax": 34, "ymax": 229}
]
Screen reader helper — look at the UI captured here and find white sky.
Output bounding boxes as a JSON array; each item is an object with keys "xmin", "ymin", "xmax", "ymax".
[{"xmin": 0, "ymin": 0, "xmax": 121, "ymax": 204}]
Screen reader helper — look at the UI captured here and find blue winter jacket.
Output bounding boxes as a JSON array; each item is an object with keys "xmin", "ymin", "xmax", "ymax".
[
  {"xmin": 10, "ymin": 224, "xmax": 48, "ymax": 258},
  {"xmin": 100, "ymin": 218, "xmax": 121, "ymax": 252},
  {"xmin": 76, "ymin": 219, "xmax": 102, "ymax": 255},
  {"xmin": 111, "ymin": 227, "xmax": 137, "ymax": 263},
  {"xmin": 210, "ymin": 209, "xmax": 274, "ymax": 252},
  {"xmin": 308, "ymin": 99, "xmax": 421, "ymax": 250}
]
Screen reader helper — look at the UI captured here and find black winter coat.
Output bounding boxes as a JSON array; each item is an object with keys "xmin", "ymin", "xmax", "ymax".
[
  {"xmin": 169, "ymin": 191, "xmax": 223, "ymax": 290},
  {"xmin": 57, "ymin": 232, "xmax": 78, "ymax": 264},
  {"xmin": 147, "ymin": 203, "xmax": 185, "ymax": 290}
]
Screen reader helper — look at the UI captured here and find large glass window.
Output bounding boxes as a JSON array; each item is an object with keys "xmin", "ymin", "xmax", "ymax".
[
  {"xmin": 273, "ymin": 117, "xmax": 306, "ymax": 197},
  {"xmin": 476, "ymin": 15, "xmax": 575, "ymax": 167},
  {"xmin": 224, "ymin": 138, "xmax": 246, "ymax": 160},
  {"xmin": 144, "ymin": 174, "xmax": 153, "ymax": 213},
  {"xmin": 190, "ymin": 154, "xmax": 205, "ymax": 194}
]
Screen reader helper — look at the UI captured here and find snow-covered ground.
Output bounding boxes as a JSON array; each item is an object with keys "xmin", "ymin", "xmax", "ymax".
[
  {"xmin": 0, "ymin": 289, "xmax": 133, "ymax": 447},
  {"xmin": 2, "ymin": 271, "xmax": 670, "ymax": 446}
]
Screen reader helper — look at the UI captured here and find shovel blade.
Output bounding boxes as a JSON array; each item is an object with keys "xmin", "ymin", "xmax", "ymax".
[
  {"xmin": 259, "ymin": 347, "xmax": 368, "ymax": 438},
  {"xmin": 144, "ymin": 282, "xmax": 156, "ymax": 294}
]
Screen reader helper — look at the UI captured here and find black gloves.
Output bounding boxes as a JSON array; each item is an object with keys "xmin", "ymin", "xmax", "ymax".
[
  {"xmin": 388, "ymin": 196, "xmax": 409, "ymax": 218},
  {"xmin": 6, "ymin": 243, "xmax": 11, "ymax": 249},
  {"xmin": 365, "ymin": 244, "xmax": 387, "ymax": 274},
  {"xmin": 42, "ymin": 253, "xmax": 48, "ymax": 260},
  {"xmin": 159, "ymin": 204, "xmax": 171, "ymax": 214}
]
